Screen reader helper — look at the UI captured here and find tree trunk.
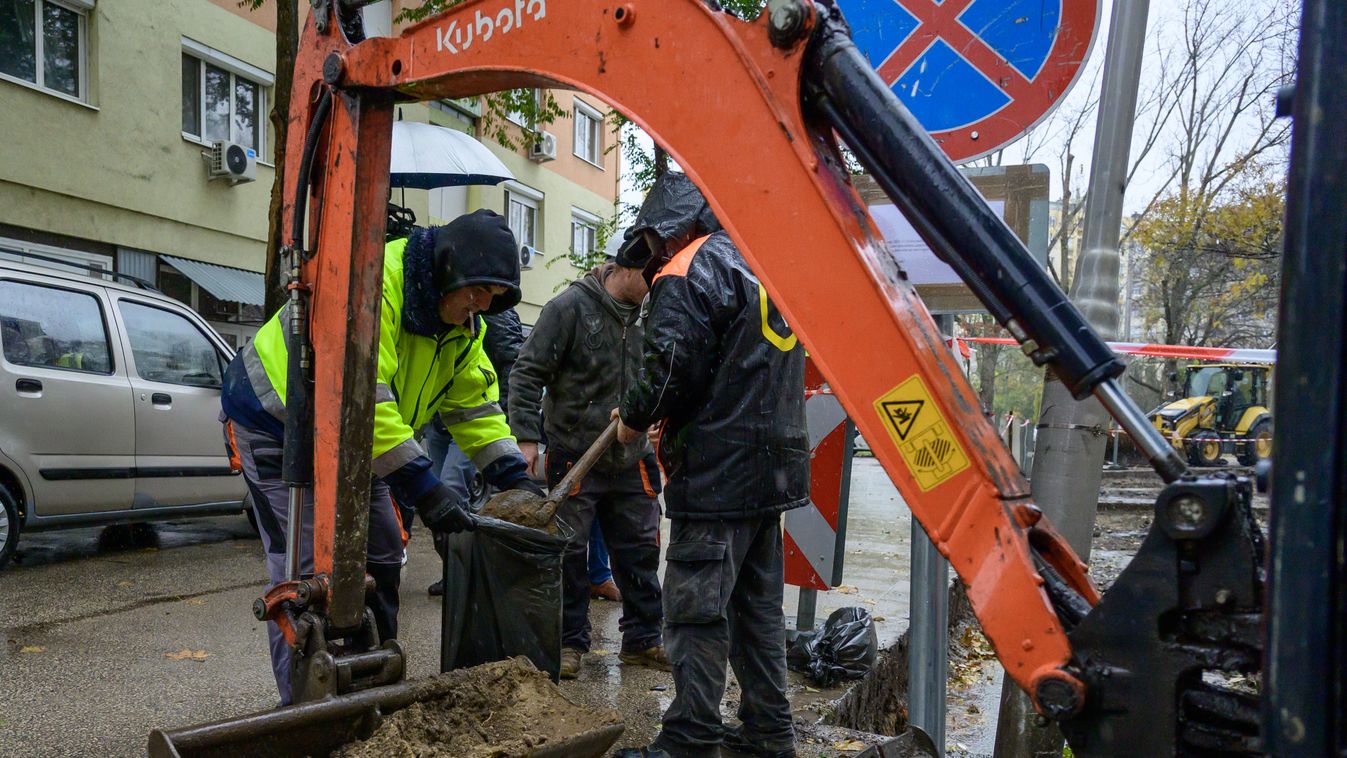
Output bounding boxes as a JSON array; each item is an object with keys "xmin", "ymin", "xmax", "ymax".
[
  {"xmin": 263, "ymin": 1, "xmax": 300, "ymax": 319},
  {"xmin": 977, "ymin": 344, "xmax": 998, "ymax": 413}
]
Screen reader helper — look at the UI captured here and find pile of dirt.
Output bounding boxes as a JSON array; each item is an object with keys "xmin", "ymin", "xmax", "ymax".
[
  {"xmin": 479, "ymin": 490, "xmax": 559, "ymax": 534},
  {"xmin": 334, "ymin": 658, "xmax": 621, "ymax": 757}
]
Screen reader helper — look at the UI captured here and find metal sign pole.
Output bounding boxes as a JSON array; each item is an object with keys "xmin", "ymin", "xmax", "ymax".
[
  {"xmin": 909, "ymin": 521, "xmax": 948, "ymax": 755},
  {"xmin": 908, "ymin": 314, "xmax": 953, "ymax": 756}
]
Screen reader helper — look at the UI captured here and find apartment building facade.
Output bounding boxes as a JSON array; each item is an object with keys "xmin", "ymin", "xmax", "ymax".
[{"xmin": 0, "ymin": 0, "xmax": 619, "ymax": 344}]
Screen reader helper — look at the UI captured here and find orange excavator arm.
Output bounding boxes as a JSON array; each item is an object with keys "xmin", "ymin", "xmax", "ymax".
[{"xmin": 267, "ymin": 1, "xmax": 1266, "ymax": 754}]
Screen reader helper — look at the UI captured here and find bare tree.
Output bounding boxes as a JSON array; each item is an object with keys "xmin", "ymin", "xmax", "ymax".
[{"xmin": 1129, "ymin": 0, "xmax": 1296, "ymax": 361}]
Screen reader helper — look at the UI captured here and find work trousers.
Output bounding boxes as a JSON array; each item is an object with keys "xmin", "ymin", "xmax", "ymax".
[
  {"xmin": 547, "ymin": 451, "xmax": 663, "ymax": 653},
  {"xmin": 226, "ymin": 421, "xmax": 405, "ymax": 706},
  {"xmin": 653, "ymin": 515, "xmax": 795, "ymax": 758}
]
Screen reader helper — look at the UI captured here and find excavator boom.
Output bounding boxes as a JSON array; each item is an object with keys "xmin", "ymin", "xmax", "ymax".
[{"xmin": 152, "ymin": 1, "xmax": 1275, "ymax": 755}]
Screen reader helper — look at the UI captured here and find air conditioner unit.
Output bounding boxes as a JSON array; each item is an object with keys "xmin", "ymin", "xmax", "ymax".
[
  {"xmin": 519, "ymin": 245, "xmax": 545, "ymax": 270},
  {"xmin": 528, "ymin": 131, "xmax": 558, "ymax": 163},
  {"xmin": 208, "ymin": 140, "xmax": 257, "ymax": 184}
]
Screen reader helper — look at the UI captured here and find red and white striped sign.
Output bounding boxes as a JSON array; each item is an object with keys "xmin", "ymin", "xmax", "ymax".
[
  {"xmin": 956, "ymin": 337, "xmax": 1277, "ymax": 364},
  {"xmin": 785, "ymin": 359, "xmax": 850, "ymax": 590}
]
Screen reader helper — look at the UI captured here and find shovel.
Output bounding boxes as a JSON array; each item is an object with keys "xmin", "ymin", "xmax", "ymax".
[{"xmin": 478, "ymin": 419, "xmax": 621, "ymax": 531}]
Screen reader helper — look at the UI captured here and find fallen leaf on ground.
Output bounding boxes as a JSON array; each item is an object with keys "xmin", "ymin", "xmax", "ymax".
[
  {"xmin": 165, "ymin": 649, "xmax": 211, "ymax": 662},
  {"xmin": 183, "ymin": 598, "xmax": 206, "ymax": 606},
  {"xmin": 591, "ymin": 649, "xmax": 611, "ymax": 656},
  {"xmin": 19, "ymin": 645, "xmax": 46, "ymax": 654},
  {"xmin": 804, "ymin": 686, "xmax": 820, "ymax": 693},
  {"xmin": 833, "ymin": 739, "xmax": 868, "ymax": 751},
  {"xmin": 833, "ymin": 585, "xmax": 859, "ymax": 595},
  {"xmin": 116, "ymin": 581, "xmax": 134, "ymax": 588}
]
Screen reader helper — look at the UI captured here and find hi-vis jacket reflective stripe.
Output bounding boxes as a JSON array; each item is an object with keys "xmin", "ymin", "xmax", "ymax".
[{"xmin": 238, "ymin": 237, "xmax": 516, "ymax": 478}]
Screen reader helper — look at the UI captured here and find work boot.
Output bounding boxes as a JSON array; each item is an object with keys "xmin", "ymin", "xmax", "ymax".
[
  {"xmin": 619, "ymin": 644, "xmax": 672, "ymax": 672},
  {"xmin": 591, "ymin": 579, "xmax": 622, "ymax": 601},
  {"xmin": 427, "ymin": 579, "xmax": 445, "ymax": 597},
  {"xmin": 722, "ymin": 726, "xmax": 797, "ymax": 758},
  {"xmin": 559, "ymin": 646, "xmax": 584, "ymax": 679}
]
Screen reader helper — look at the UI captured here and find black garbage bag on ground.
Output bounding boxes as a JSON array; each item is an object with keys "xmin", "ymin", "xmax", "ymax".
[
  {"xmin": 439, "ymin": 516, "xmax": 573, "ymax": 680},
  {"xmin": 787, "ymin": 606, "xmax": 878, "ymax": 687}
]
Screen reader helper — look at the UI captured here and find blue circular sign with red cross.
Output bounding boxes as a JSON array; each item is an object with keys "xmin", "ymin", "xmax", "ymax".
[{"xmin": 841, "ymin": 0, "xmax": 1101, "ymax": 162}]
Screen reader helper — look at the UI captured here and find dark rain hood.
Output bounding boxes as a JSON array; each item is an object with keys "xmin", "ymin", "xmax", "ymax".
[{"xmin": 618, "ymin": 172, "xmax": 723, "ymax": 285}]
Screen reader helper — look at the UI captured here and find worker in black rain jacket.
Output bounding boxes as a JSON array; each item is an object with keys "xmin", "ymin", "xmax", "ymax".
[{"xmin": 611, "ymin": 172, "xmax": 809, "ymax": 758}]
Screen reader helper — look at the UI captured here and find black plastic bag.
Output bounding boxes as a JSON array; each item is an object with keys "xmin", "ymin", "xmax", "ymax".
[
  {"xmin": 439, "ymin": 516, "xmax": 573, "ymax": 680},
  {"xmin": 787, "ymin": 606, "xmax": 878, "ymax": 687}
]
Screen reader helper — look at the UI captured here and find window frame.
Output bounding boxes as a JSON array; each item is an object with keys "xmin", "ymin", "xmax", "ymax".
[
  {"xmin": 180, "ymin": 37, "xmax": 274, "ymax": 157},
  {"xmin": 505, "ymin": 88, "xmax": 543, "ymax": 127},
  {"xmin": 115, "ymin": 297, "xmax": 227, "ymax": 389},
  {"xmin": 570, "ymin": 207, "xmax": 601, "ymax": 258},
  {"xmin": 571, "ymin": 98, "xmax": 604, "ymax": 167},
  {"xmin": 0, "ymin": 277, "xmax": 115, "ymax": 376},
  {"xmin": 504, "ymin": 182, "xmax": 543, "ymax": 250},
  {"xmin": 0, "ymin": 0, "xmax": 91, "ymax": 105}
]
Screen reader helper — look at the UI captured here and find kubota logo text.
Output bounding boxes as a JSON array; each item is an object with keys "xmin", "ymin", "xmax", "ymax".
[{"xmin": 436, "ymin": 0, "xmax": 546, "ymax": 54}]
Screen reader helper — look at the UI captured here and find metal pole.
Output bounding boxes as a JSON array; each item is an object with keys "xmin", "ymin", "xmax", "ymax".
[
  {"xmin": 797, "ymin": 587, "xmax": 819, "ymax": 633},
  {"xmin": 909, "ymin": 520, "xmax": 948, "ymax": 755},
  {"xmin": 909, "ymin": 313, "xmax": 952, "ymax": 756},
  {"xmin": 995, "ymin": 1, "xmax": 1152, "ymax": 755}
]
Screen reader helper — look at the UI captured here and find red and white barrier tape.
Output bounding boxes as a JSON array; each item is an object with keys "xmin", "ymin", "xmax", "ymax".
[{"xmin": 954, "ymin": 337, "xmax": 1276, "ymax": 364}]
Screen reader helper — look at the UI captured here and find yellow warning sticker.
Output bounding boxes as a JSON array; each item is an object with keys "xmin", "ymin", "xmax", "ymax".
[{"xmin": 873, "ymin": 375, "xmax": 970, "ymax": 491}]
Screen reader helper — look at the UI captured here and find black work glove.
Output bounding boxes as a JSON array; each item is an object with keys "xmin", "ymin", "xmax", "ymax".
[{"xmin": 414, "ymin": 481, "xmax": 478, "ymax": 534}]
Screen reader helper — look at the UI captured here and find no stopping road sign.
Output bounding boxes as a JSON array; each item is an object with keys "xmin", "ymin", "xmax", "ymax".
[{"xmin": 841, "ymin": 0, "xmax": 1101, "ymax": 162}]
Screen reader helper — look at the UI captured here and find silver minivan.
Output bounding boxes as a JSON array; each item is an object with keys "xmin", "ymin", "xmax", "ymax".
[{"xmin": 0, "ymin": 257, "xmax": 247, "ymax": 567}]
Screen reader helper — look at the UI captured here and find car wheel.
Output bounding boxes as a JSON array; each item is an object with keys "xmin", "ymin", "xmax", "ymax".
[
  {"xmin": 0, "ymin": 486, "xmax": 21, "ymax": 570},
  {"xmin": 1237, "ymin": 419, "xmax": 1273, "ymax": 467},
  {"xmin": 1186, "ymin": 429, "xmax": 1224, "ymax": 467}
]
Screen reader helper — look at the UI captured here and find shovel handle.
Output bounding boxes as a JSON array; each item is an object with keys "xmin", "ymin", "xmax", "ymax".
[{"xmin": 545, "ymin": 419, "xmax": 621, "ymax": 507}]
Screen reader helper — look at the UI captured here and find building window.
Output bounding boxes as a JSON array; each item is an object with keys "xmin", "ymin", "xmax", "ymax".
[
  {"xmin": 573, "ymin": 99, "xmax": 603, "ymax": 166},
  {"xmin": 181, "ymin": 39, "xmax": 272, "ymax": 154},
  {"xmin": 571, "ymin": 209, "xmax": 600, "ymax": 259},
  {"xmin": 505, "ymin": 186, "xmax": 541, "ymax": 249},
  {"xmin": 505, "ymin": 88, "xmax": 542, "ymax": 127},
  {"xmin": 0, "ymin": 0, "xmax": 88, "ymax": 101}
]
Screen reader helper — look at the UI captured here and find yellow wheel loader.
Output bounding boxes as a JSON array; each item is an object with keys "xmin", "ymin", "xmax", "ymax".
[{"xmin": 1150, "ymin": 363, "xmax": 1274, "ymax": 467}]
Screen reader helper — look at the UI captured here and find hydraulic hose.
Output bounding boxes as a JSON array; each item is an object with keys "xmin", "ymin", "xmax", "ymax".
[
  {"xmin": 801, "ymin": 2, "xmax": 1185, "ymax": 482},
  {"xmin": 280, "ymin": 89, "xmax": 333, "ymax": 578}
]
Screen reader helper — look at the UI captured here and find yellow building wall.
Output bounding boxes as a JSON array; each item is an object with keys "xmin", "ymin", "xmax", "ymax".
[{"xmin": 0, "ymin": 0, "xmax": 276, "ymax": 270}]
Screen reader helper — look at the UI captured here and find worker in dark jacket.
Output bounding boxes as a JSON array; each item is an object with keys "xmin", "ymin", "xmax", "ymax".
[
  {"xmin": 612, "ymin": 173, "xmax": 808, "ymax": 758},
  {"xmin": 509, "ymin": 254, "xmax": 668, "ymax": 680}
]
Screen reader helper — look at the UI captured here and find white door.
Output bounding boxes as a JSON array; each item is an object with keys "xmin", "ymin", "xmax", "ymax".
[
  {"xmin": 113, "ymin": 298, "xmax": 244, "ymax": 508},
  {"xmin": 0, "ymin": 278, "xmax": 134, "ymax": 515}
]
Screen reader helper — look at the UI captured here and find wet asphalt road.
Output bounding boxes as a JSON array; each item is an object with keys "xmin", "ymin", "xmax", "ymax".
[{"xmin": 0, "ymin": 460, "xmax": 951, "ymax": 758}]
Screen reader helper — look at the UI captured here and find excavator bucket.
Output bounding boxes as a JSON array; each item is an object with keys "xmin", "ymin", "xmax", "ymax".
[{"xmin": 148, "ymin": 658, "xmax": 625, "ymax": 758}]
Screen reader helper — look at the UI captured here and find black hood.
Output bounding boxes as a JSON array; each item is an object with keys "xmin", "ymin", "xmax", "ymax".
[
  {"xmin": 618, "ymin": 173, "xmax": 722, "ymax": 285},
  {"xmin": 432, "ymin": 209, "xmax": 522, "ymax": 315}
]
